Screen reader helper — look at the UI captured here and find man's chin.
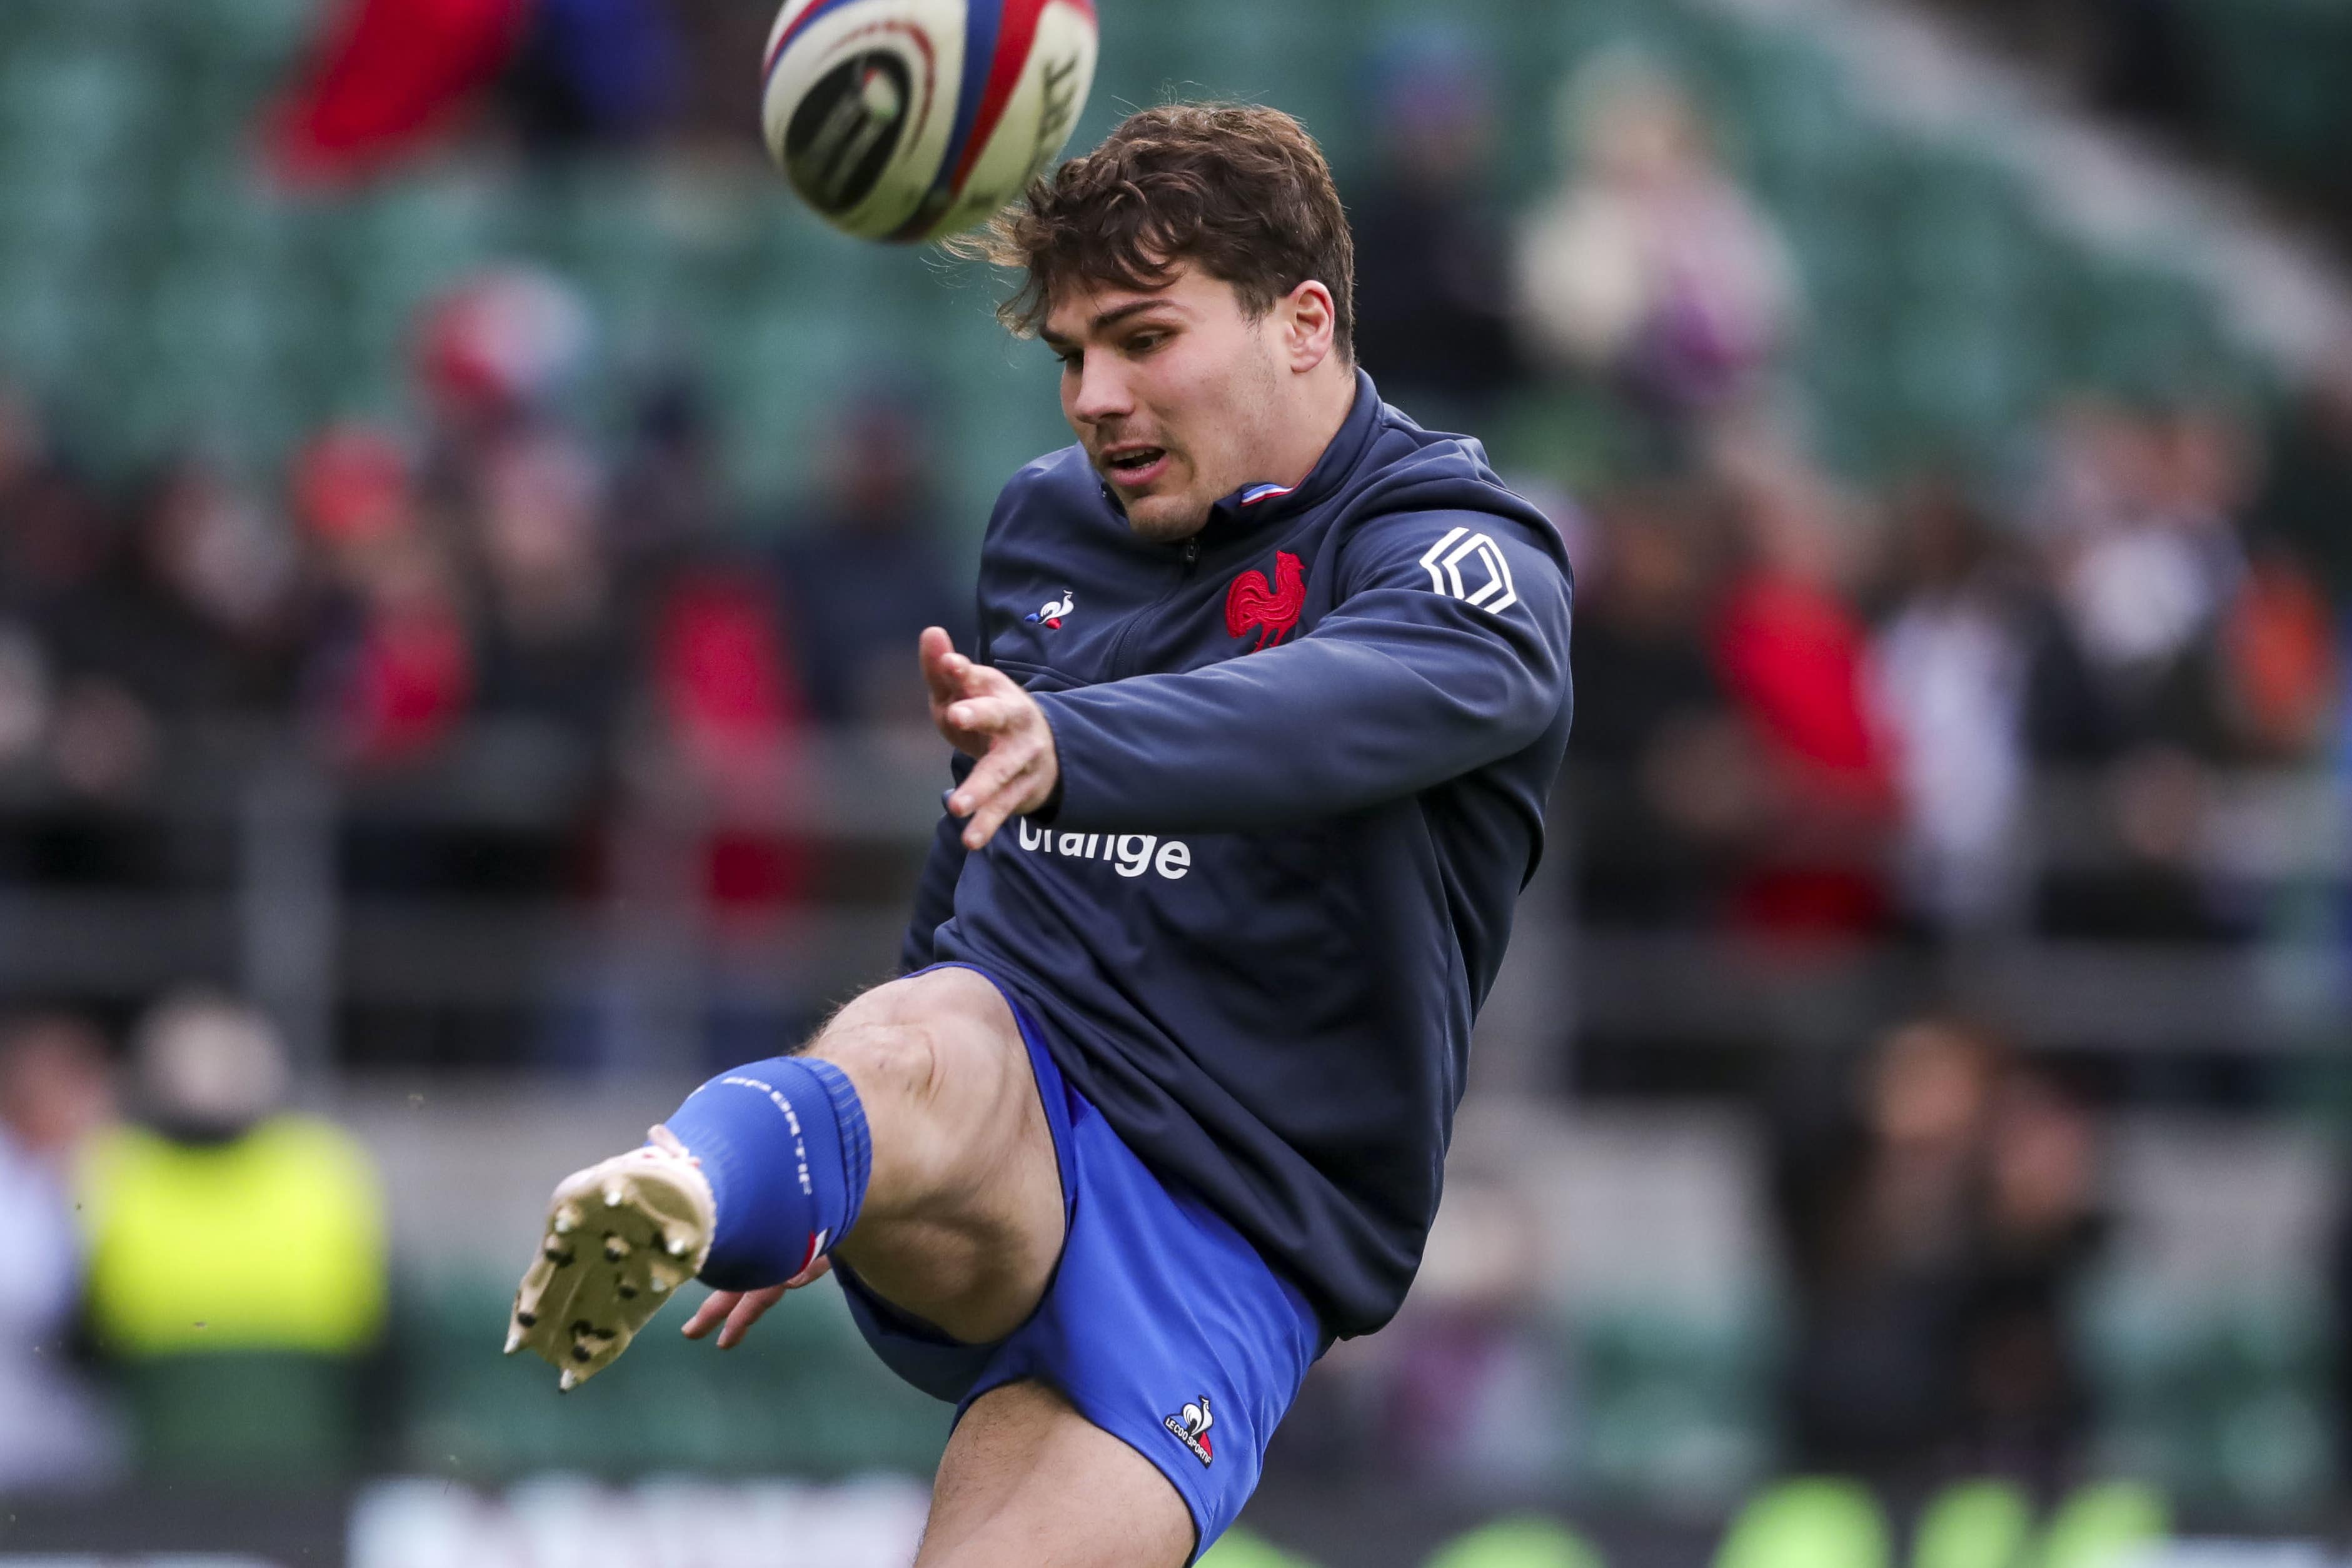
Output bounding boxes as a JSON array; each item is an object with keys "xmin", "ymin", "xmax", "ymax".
[{"xmin": 1122, "ymin": 491, "xmax": 1210, "ymax": 544}]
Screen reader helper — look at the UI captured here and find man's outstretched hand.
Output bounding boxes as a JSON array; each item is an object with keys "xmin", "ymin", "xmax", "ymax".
[
  {"xmin": 920, "ymin": 626, "xmax": 1059, "ymax": 850},
  {"xmin": 680, "ymin": 1257, "xmax": 829, "ymax": 1350}
]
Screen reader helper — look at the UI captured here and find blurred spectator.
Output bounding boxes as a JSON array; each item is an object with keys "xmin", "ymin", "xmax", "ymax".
[
  {"xmin": 499, "ymin": 0, "xmax": 683, "ymax": 154},
  {"xmin": 2018, "ymin": 401, "xmax": 2263, "ymax": 943},
  {"xmin": 269, "ymin": 0, "xmax": 535, "ymax": 184},
  {"xmin": 2249, "ymin": 351, "xmax": 2352, "ymax": 603},
  {"xmin": 79, "ymin": 992, "xmax": 388, "ymax": 1484},
  {"xmin": 1774, "ymin": 1018, "xmax": 2104, "ymax": 1492},
  {"xmin": 1348, "ymin": 29, "xmax": 1524, "ymax": 421},
  {"xmin": 0, "ymin": 387, "xmax": 163, "ymax": 803},
  {"xmin": 611, "ymin": 372, "xmax": 725, "ymax": 573},
  {"xmin": 0, "ymin": 386, "xmax": 116, "ymax": 637},
  {"xmin": 1964, "ymin": 1064, "xmax": 2104, "ymax": 1482},
  {"xmin": 2214, "ymin": 532, "xmax": 2338, "ymax": 763},
  {"xmin": 0, "ymin": 616, "xmax": 47, "ymax": 774},
  {"xmin": 1514, "ymin": 51, "xmax": 1800, "ymax": 456},
  {"xmin": 775, "ymin": 391, "xmax": 967, "ymax": 726},
  {"xmin": 415, "ymin": 268, "xmax": 595, "ymax": 475},
  {"xmin": 269, "ymin": 0, "xmax": 680, "ymax": 183},
  {"xmin": 1376, "ymin": 1176, "xmax": 1572, "ymax": 1495},
  {"xmin": 1709, "ymin": 446, "xmax": 1894, "ymax": 940},
  {"xmin": 1775, "ymin": 1018, "xmax": 1996, "ymax": 1484},
  {"xmin": 2030, "ymin": 400, "xmax": 2245, "ymax": 759},
  {"xmin": 294, "ymin": 425, "xmax": 475, "ymax": 770},
  {"xmin": 1869, "ymin": 475, "xmax": 2033, "ymax": 933},
  {"xmin": 1567, "ymin": 482, "xmax": 1751, "ymax": 926},
  {"xmin": 1285, "ymin": 1173, "xmax": 1572, "ymax": 1497},
  {"xmin": 2034, "ymin": 743, "xmax": 2239, "ymax": 943},
  {"xmin": 472, "ymin": 428, "xmax": 625, "ymax": 744},
  {"xmin": 0, "ymin": 1013, "xmax": 122, "ymax": 1494},
  {"xmin": 68, "ymin": 454, "xmax": 304, "ymax": 722},
  {"xmin": 648, "ymin": 562, "xmax": 814, "ymax": 910}
]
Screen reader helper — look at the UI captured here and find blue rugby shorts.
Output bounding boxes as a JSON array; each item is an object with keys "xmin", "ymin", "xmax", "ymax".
[{"xmin": 833, "ymin": 962, "xmax": 1326, "ymax": 1560}]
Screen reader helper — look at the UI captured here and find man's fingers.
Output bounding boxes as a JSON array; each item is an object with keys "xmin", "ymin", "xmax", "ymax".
[
  {"xmin": 681, "ymin": 1289, "xmax": 740, "ymax": 1340},
  {"xmin": 716, "ymin": 1284, "xmax": 788, "ymax": 1350},
  {"xmin": 919, "ymin": 627, "xmax": 964, "ymax": 705},
  {"xmin": 783, "ymin": 1255, "xmax": 833, "ymax": 1291},
  {"xmin": 962, "ymin": 792, "xmax": 1024, "ymax": 852},
  {"xmin": 945, "ymin": 696, "xmax": 1022, "ymax": 736},
  {"xmin": 951, "ymin": 743, "xmax": 1037, "ymax": 822},
  {"xmin": 684, "ymin": 1260, "xmax": 822, "ymax": 1348},
  {"xmin": 958, "ymin": 750, "xmax": 1052, "ymax": 849}
]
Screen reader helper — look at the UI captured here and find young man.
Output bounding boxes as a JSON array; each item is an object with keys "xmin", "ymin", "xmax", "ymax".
[{"xmin": 508, "ymin": 103, "xmax": 1574, "ymax": 1565}]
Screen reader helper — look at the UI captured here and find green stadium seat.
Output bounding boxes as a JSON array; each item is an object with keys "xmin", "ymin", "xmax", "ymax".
[
  {"xmin": 1427, "ymin": 1515, "xmax": 1607, "ymax": 1568},
  {"xmin": 401, "ymin": 1270, "xmax": 949, "ymax": 1481},
  {"xmin": 0, "ymin": 256, "xmax": 110, "ymax": 393},
  {"xmin": 2034, "ymin": 1481, "xmax": 2166, "ymax": 1568},
  {"xmin": 1728, "ymin": 37, "xmax": 1855, "ymax": 178},
  {"xmin": 0, "ymin": 50, "xmax": 158, "ymax": 177},
  {"xmin": 1712, "ymin": 1479, "xmax": 1889, "ymax": 1568},
  {"xmin": 1911, "ymin": 1480, "xmax": 2033, "ymax": 1568},
  {"xmin": 1200, "ymin": 1526, "xmax": 1325, "ymax": 1568},
  {"xmin": 1577, "ymin": 1300, "xmax": 1779, "ymax": 1509},
  {"xmin": 181, "ymin": 0, "xmax": 315, "ymax": 70},
  {"xmin": 122, "ymin": 1350, "xmax": 366, "ymax": 1487},
  {"xmin": 1891, "ymin": 304, "xmax": 2035, "ymax": 440}
]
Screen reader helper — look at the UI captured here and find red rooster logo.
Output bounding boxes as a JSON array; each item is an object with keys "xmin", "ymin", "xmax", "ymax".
[{"xmin": 1224, "ymin": 551, "xmax": 1307, "ymax": 651}]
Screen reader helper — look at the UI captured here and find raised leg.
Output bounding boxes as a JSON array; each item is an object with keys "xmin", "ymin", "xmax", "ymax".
[{"xmin": 510, "ymin": 965, "xmax": 1065, "ymax": 1380}]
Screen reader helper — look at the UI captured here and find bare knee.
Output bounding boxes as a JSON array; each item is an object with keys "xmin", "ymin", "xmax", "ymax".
[
  {"xmin": 806, "ymin": 968, "xmax": 1033, "ymax": 1214},
  {"xmin": 813, "ymin": 999, "xmax": 950, "ymax": 1116}
]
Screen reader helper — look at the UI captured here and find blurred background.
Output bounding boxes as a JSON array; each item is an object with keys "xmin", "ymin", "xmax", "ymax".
[{"xmin": 4, "ymin": 0, "xmax": 2352, "ymax": 1562}]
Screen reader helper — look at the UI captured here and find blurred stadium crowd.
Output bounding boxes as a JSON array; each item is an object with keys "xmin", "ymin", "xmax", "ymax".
[{"xmin": 4, "ymin": 0, "xmax": 2352, "ymax": 1562}]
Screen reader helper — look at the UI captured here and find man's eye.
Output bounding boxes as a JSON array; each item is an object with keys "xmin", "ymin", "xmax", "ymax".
[{"xmin": 1127, "ymin": 333, "xmax": 1163, "ymax": 354}]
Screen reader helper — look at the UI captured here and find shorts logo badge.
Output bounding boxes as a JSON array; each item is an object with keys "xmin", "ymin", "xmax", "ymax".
[
  {"xmin": 1163, "ymin": 1394, "xmax": 1215, "ymax": 1466},
  {"xmin": 1225, "ymin": 551, "xmax": 1305, "ymax": 651},
  {"xmin": 1025, "ymin": 590, "xmax": 1075, "ymax": 629}
]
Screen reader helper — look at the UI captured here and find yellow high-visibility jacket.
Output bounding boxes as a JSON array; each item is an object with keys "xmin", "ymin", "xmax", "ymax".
[{"xmin": 79, "ymin": 1115, "xmax": 387, "ymax": 1357}]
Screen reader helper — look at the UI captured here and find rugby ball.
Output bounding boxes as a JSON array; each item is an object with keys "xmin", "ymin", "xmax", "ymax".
[{"xmin": 760, "ymin": 0, "xmax": 1098, "ymax": 244}]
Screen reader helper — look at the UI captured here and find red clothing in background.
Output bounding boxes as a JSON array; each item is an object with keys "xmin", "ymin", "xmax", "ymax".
[
  {"xmin": 1714, "ymin": 569, "xmax": 1893, "ymax": 937},
  {"xmin": 652, "ymin": 571, "xmax": 812, "ymax": 910},
  {"xmin": 340, "ymin": 602, "xmax": 473, "ymax": 766},
  {"xmin": 269, "ymin": 0, "xmax": 531, "ymax": 183}
]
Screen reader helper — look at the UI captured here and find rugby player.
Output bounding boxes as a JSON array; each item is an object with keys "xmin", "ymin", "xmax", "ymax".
[{"xmin": 508, "ymin": 101, "xmax": 1574, "ymax": 1566}]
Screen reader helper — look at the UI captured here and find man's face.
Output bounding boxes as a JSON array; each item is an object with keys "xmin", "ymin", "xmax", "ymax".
[{"xmin": 1042, "ymin": 262, "xmax": 1286, "ymax": 543}]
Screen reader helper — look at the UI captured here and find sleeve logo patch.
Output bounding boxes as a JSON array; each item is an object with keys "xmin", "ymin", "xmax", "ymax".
[{"xmin": 1417, "ymin": 527, "xmax": 1518, "ymax": 615}]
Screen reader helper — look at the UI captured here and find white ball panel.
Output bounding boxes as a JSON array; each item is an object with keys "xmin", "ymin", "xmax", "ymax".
[
  {"xmin": 762, "ymin": 0, "xmax": 1098, "ymax": 244},
  {"xmin": 904, "ymin": 1, "xmax": 1098, "ymax": 243}
]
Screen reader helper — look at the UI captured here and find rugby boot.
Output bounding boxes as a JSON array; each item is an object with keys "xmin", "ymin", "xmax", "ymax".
[{"xmin": 506, "ymin": 1124, "xmax": 715, "ymax": 1390}]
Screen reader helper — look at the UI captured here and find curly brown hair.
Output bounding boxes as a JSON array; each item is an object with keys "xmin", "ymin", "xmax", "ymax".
[{"xmin": 949, "ymin": 102, "xmax": 1355, "ymax": 360}]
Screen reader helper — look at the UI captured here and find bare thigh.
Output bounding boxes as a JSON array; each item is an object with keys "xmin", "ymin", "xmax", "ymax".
[
  {"xmin": 813, "ymin": 966, "xmax": 1065, "ymax": 1344},
  {"xmin": 917, "ymin": 1380, "xmax": 1197, "ymax": 1568}
]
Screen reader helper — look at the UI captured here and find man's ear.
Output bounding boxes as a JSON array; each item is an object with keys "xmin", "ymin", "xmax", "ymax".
[{"xmin": 1280, "ymin": 280, "xmax": 1337, "ymax": 373}]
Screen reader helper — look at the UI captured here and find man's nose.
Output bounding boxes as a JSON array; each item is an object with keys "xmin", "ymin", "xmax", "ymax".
[{"xmin": 1069, "ymin": 354, "xmax": 1133, "ymax": 426}]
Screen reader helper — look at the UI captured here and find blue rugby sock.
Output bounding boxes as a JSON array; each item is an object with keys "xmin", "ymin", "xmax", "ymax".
[{"xmin": 659, "ymin": 1057, "xmax": 872, "ymax": 1292}]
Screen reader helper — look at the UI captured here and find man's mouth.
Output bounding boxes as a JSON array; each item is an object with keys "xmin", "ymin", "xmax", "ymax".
[{"xmin": 1102, "ymin": 446, "xmax": 1168, "ymax": 488}]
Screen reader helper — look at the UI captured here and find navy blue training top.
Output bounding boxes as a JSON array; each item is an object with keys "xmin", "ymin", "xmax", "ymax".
[{"xmin": 902, "ymin": 370, "xmax": 1574, "ymax": 1339}]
